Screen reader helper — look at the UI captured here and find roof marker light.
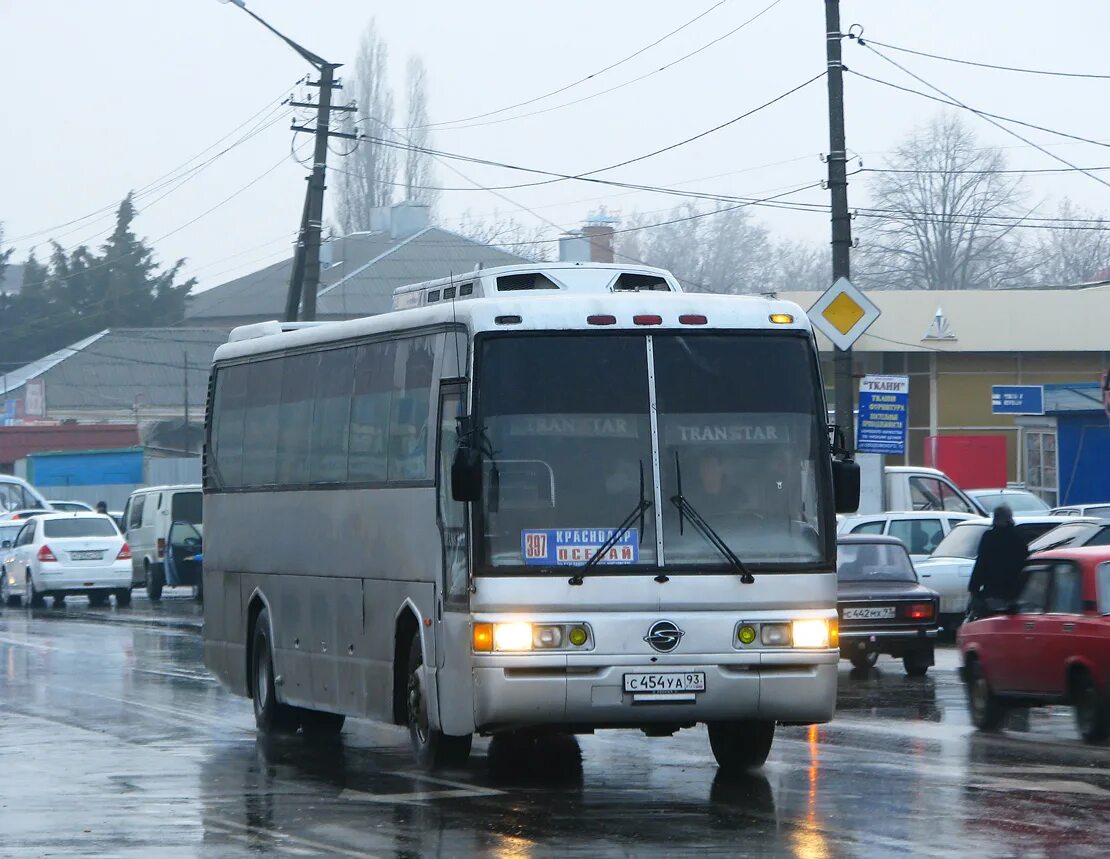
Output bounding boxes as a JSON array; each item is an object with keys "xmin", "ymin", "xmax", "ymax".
[
  {"xmin": 633, "ymin": 314, "xmax": 663, "ymax": 326},
  {"xmin": 769, "ymin": 313, "xmax": 794, "ymax": 324},
  {"xmin": 587, "ymin": 314, "xmax": 617, "ymax": 325},
  {"xmin": 679, "ymin": 314, "xmax": 707, "ymax": 325},
  {"xmin": 495, "ymin": 314, "xmax": 522, "ymax": 325}
]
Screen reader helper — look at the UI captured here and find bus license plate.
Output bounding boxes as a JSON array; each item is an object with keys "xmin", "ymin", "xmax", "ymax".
[
  {"xmin": 623, "ymin": 672, "xmax": 705, "ymax": 694},
  {"xmin": 843, "ymin": 606, "xmax": 896, "ymax": 620}
]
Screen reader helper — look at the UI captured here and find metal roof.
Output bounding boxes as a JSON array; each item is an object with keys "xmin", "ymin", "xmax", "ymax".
[
  {"xmin": 185, "ymin": 227, "xmax": 530, "ymax": 322},
  {"xmin": 2, "ymin": 328, "xmax": 229, "ymax": 411}
]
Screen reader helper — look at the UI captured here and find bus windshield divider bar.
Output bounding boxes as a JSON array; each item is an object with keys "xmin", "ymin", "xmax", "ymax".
[{"xmin": 645, "ymin": 336, "xmax": 666, "ymax": 567}]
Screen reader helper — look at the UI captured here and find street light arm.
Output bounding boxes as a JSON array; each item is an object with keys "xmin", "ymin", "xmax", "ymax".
[{"xmin": 221, "ymin": 0, "xmax": 331, "ymax": 69}]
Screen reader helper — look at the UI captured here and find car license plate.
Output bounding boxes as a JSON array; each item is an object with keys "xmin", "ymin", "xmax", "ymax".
[
  {"xmin": 623, "ymin": 672, "xmax": 705, "ymax": 694},
  {"xmin": 70, "ymin": 550, "xmax": 104, "ymax": 561},
  {"xmin": 843, "ymin": 606, "xmax": 896, "ymax": 620}
]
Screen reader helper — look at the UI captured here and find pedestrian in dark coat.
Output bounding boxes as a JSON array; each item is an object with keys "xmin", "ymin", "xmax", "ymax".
[{"xmin": 967, "ymin": 504, "xmax": 1029, "ymax": 617}]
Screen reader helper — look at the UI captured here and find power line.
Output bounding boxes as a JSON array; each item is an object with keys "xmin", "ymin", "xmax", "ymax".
[
  {"xmin": 430, "ymin": 0, "xmax": 787, "ymax": 131},
  {"xmin": 853, "ymin": 36, "xmax": 1110, "ymax": 81},
  {"xmin": 848, "ymin": 40, "xmax": 1110, "ymax": 192},
  {"xmin": 863, "ymin": 165, "xmax": 1110, "ymax": 176},
  {"xmin": 417, "ymin": 0, "xmax": 737, "ymax": 128},
  {"xmin": 7, "ymin": 85, "xmax": 300, "ymax": 247}
]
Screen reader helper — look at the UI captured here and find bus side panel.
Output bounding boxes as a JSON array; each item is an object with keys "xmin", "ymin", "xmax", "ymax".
[{"xmin": 362, "ymin": 579, "xmax": 437, "ymax": 723}]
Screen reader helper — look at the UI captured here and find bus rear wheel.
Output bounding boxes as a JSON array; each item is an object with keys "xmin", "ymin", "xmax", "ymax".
[
  {"xmin": 251, "ymin": 607, "xmax": 300, "ymax": 734},
  {"xmin": 707, "ymin": 720, "xmax": 775, "ymax": 773},
  {"xmin": 300, "ymin": 709, "xmax": 345, "ymax": 740},
  {"xmin": 406, "ymin": 636, "xmax": 471, "ymax": 770}
]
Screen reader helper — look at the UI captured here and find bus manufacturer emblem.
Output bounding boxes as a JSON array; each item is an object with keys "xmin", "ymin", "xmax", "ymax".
[{"xmin": 644, "ymin": 620, "xmax": 684, "ymax": 653}]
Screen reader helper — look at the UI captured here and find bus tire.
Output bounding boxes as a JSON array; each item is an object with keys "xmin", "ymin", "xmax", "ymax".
[
  {"xmin": 300, "ymin": 709, "xmax": 345, "ymax": 740},
  {"xmin": 145, "ymin": 561, "xmax": 163, "ymax": 602},
  {"xmin": 406, "ymin": 635, "xmax": 471, "ymax": 770},
  {"xmin": 707, "ymin": 720, "xmax": 775, "ymax": 773},
  {"xmin": 251, "ymin": 607, "xmax": 300, "ymax": 735}
]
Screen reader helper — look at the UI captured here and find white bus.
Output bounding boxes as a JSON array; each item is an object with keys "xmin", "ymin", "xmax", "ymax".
[{"xmin": 203, "ymin": 263, "xmax": 858, "ymax": 773}]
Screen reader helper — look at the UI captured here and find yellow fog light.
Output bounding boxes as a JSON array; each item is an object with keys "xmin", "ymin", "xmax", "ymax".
[
  {"xmin": 568, "ymin": 626, "xmax": 589, "ymax": 647},
  {"xmin": 738, "ymin": 625, "xmax": 757, "ymax": 645},
  {"xmin": 493, "ymin": 622, "xmax": 533, "ymax": 652},
  {"xmin": 792, "ymin": 619, "xmax": 831, "ymax": 649}
]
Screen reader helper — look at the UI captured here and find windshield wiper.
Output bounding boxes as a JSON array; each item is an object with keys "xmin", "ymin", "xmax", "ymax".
[
  {"xmin": 569, "ymin": 460, "xmax": 652, "ymax": 586},
  {"xmin": 671, "ymin": 452, "xmax": 755, "ymax": 584}
]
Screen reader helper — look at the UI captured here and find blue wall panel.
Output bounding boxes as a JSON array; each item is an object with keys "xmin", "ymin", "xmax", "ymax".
[
  {"xmin": 30, "ymin": 450, "xmax": 143, "ymax": 488},
  {"xmin": 1057, "ymin": 417, "xmax": 1110, "ymax": 505}
]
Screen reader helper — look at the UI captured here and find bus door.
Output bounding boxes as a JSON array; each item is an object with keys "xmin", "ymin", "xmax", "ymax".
[{"xmin": 433, "ymin": 382, "xmax": 475, "ymax": 734}]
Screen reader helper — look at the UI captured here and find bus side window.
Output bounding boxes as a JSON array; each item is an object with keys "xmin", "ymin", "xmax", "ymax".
[
  {"xmin": 438, "ymin": 385, "xmax": 469, "ymax": 604},
  {"xmin": 389, "ymin": 335, "xmax": 436, "ymax": 482}
]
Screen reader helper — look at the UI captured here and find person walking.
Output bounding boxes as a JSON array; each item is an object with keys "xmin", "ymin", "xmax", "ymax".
[{"xmin": 967, "ymin": 504, "xmax": 1029, "ymax": 619}]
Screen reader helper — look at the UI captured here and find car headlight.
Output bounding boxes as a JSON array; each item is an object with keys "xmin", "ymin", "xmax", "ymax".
[{"xmin": 792, "ymin": 618, "xmax": 834, "ymax": 648}]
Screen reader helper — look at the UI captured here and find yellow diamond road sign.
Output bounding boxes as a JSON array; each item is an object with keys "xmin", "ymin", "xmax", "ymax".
[{"xmin": 809, "ymin": 277, "xmax": 880, "ymax": 350}]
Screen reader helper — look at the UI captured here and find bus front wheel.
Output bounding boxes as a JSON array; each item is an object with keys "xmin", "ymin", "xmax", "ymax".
[
  {"xmin": 707, "ymin": 720, "xmax": 775, "ymax": 773},
  {"xmin": 406, "ymin": 636, "xmax": 471, "ymax": 770},
  {"xmin": 251, "ymin": 607, "xmax": 300, "ymax": 734}
]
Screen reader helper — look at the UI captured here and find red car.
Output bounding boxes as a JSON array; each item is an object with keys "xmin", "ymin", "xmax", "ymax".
[{"xmin": 957, "ymin": 546, "xmax": 1110, "ymax": 743}]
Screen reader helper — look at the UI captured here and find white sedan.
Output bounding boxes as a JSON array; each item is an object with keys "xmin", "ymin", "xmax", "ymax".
[
  {"xmin": 913, "ymin": 515, "xmax": 1090, "ymax": 631},
  {"xmin": 838, "ymin": 511, "xmax": 980, "ymax": 562},
  {"xmin": 1, "ymin": 513, "xmax": 132, "ymax": 608}
]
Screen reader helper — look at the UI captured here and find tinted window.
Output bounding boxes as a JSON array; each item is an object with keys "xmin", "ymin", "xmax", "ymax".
[
  {"xmin": 17, "ymin": 521, "xmax": 35, "ymax": 545},
  {"xmin": 1085, "ymin": 505, "xmax": 1110, "ymax": 519},
  {"xmin": 310, "ymin": 348, "xmax": 355, "ymax": 483},
  {"xmin": 836, "ymin": 542, "xmax": 917, "ymax": 582},
  {"xmin": 1087, "ymin": 526, "xmax": 1110, "ymax": 547},
  {"xmin": 910, "ymin": 477, "xmax": 974, "ymax": 514},
  {"xmin": 43, "ymin": 518, "xmax": 118, "ymax": 538},
  {"xmin": 889, "ymin": 518, "xmax": 944, "ymax": 556},
  {"xmin": 210, "ymin": 364, "xmax": 248, "ymax": 488},
  {"xmin": 388, "ymin": 336, "xmax": 435, "ymax": 481},
  {"xmin": 349, "ymin": 340, "xmax": 395, "ymax": 483},
  {"xmin": 242, "ymin": 359, "xmax": 282, "ymax": 487},
  {"xmin": 496, "ymin": 272, "xmax": 560, "ymax": 291},
  {"xmin": 1015, "ymin": 522, "xmax": 1057, "ymax": 543},
  {"xmin": 931, "ymin": 523, "xmax": 987, "ymax": 559},
  {"xmin": 170, "ymin": 492, "xmax": 203, "ymax": 525},
  {"xmin": 128, "ymin": 495, "xmax": 145, "ymax": 530},
  {"xmin": 850, "ymin": 521, "xmax": 885, "ymax": 535},
  {"xmin": 276, "ymin": 353, "xmax": 318, "ymax": 485},
  {"xmin": 1098, "ymin": 563, "xmax": 1110, "ymax": 614},
  {"xmin": 1048, "ymin": 562, "xmax": 1083, "ymax": 614},
  {"xmin": 1018, "ymin": 566, "xmax": 1050, "ymax": 613}
]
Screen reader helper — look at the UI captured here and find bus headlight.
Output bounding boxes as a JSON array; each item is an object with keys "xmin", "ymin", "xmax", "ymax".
[
  {"xmin": 792, "ymin": 619, "xmax": 833, "ymax": 648},
  {"xmin": 492, "ymin": 622, "xmax": 533, "ymax": 652}
]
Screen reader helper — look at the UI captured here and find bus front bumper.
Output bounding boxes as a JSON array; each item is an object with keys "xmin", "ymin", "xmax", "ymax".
[{"xmin": 471, "ymin": 651, "xmax": 838, "ymax": 731}]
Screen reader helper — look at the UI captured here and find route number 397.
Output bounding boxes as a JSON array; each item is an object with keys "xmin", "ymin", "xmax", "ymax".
[{"xmin": 525, "ymin": 532, "xmax": 548, "ymax": 559}]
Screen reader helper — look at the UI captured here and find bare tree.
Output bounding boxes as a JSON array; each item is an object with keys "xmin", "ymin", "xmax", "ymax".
[
  {"xmin": 401, "ymin": 57, "xmax": 439, "ymax": 213},
  {"xmin": 615, "ymin": 205, "xmax": 776, "ymax": 294},
  {"xmin": 1030, "ymin": 198, "xmax": 1110, "ymax": 285},
  {"xmin": 766, "ymin": 239, "xmax": 830, "ymax": 293},
  {"xmin": 857, "ymin": 113, "xmax": 1032, "ymax": 290},
  {"xmin": 335, "ymin": 21, "xmax": 397, "ymax": 234},
  {"xmin": 453, "ymin": 210, "xmax": 551, "ymax": 261}
]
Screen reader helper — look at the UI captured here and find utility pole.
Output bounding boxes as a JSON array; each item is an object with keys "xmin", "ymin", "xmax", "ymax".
[
  {"xmin": 183, "ymin": 350, "xmax": 189, "ymax": 429},
  {"xmin": 825, "ymin": 0, "xmax": 855, "ymax": 449},
  {"xmin": 290, "ymin": 65, "xmax": 357, "ymax": 321},
  {"xmin": 218, "ymin": 0, "xmax": 357, "ymax": 322}
]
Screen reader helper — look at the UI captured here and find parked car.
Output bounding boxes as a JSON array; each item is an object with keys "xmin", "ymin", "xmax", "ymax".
[
  {"xmin": 2, "ymin": 513, "xmax": 132, "ymax": 608},
  {"xmin": 1029, "ymin": 521, "xmax": 1110, "ymax": 553},
  {"xmin": 838, "ymin": 511, "xmax": 979, "ymax": 562},
  {"xmin": 47, "ymin": 500, "xmax": 94, "ymax": 513},
  {"xmin": 122, "ymin": 485, "xmax": 202, "ymax": 600},
  {"xmin": 965, "ymin": 488, "xmax": 1050, "ymax": 515},
  {"xmin": 856, "ymin": 462, "xmax": 983, "ymax": 516},
  {"xmin": 0, "ymin": 509, "xmax": 54, "ymax": 521},
  {"xmin": 1052, "ymin": 503, "xmax": 1110, "ymax": 520},
  {"xmin": 836, "ymin": 535, "xmax": 940, "ymax": 676},
  {"xmin": 957, "ymin": 546, "xmax": 1110, "ymax": 743},
  {"xmin": 0, "ymin": 522, "xmax": 26, "ymax": 606},
  {"xmin": 914, "ymin": 516, "xmax": 1080, "ymax": 632},
  {"xmin": 0, "ymin": 475, "xmax": 51, "ymax": 516}
]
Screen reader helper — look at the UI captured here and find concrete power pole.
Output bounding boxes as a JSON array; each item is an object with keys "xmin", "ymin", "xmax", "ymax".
[{"xmin": 825, "ymin": 0, "xmax": 855, "ymax": 447}]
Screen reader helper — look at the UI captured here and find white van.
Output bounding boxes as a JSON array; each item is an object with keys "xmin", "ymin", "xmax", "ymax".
[
  {"xmin": 0, "ymin": 475, "xmax": 50, "ymax": 515},
  {"xmin": 121, "ymin": 485, "xmax": 203, "ymax": 600}
]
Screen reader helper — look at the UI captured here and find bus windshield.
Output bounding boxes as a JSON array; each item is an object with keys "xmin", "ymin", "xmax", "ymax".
[{"xmin": 474, "ymin": 333, "xmax": 828, "ymax": 572}]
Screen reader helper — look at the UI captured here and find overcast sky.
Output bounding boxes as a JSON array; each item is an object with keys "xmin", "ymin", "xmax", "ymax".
[{"xmin": 3, "ymin": 0, "xmax": 1110, "ymax": 292}]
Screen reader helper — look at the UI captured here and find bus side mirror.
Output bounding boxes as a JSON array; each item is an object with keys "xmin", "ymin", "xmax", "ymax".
[
  {"xmin": 452, "ymin": 446, "xmax": 482, "ymax": 503},
  {"xmin": 832, "ymin": 458, "xmax": 860, "ymax": 513}
]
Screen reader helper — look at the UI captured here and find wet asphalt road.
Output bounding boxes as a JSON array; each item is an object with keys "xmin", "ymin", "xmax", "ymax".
[{"xmin": 1, "ymin": 594, "xmax": 1108, "ymax": 858}]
